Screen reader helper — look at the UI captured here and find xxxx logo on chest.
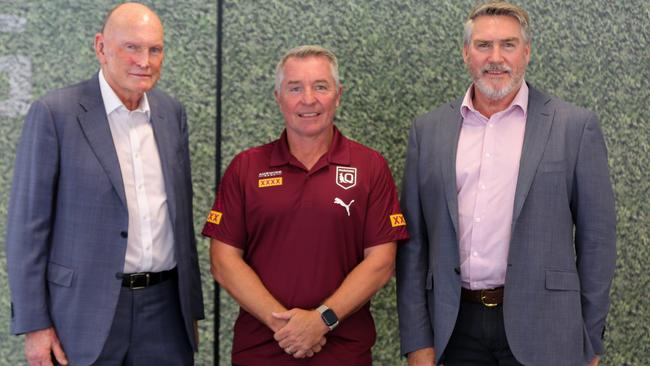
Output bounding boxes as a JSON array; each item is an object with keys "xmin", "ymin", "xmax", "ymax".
[
  {"xmin": 258, "ymin": 170, "xmax": 283, "ymax": 188},
  {"xmin": 336, "ymin": 166, "xmax": 357, "ymax": 190},
  {"xmin": 258, "ymin": 177, "xmax": 283, "ymax": 188}
]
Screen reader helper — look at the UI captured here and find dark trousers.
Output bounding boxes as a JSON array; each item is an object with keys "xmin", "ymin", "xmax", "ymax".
[
  {"xmin": 441, "ymin": 301, "xmax": 523, "ymax": 366},
  {"xmin": 91, "ymin": 277, "xmax": 194, "ymax": 366}
]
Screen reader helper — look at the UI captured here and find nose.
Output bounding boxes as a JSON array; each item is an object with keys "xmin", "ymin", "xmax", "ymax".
[
  {"xmin": 301, "ymin": 88, "xmax": 316, "ymax": 104},
  {"xmin": 487, "ymin": 45, "xmax": 504, "ymax": 63},
  {"xmin": 134, "ymin": 50, "xmax": 150, "ymax": 69}
]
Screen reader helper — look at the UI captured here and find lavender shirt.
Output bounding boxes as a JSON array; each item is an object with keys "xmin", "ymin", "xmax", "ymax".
[{"xmin": 457, "ymin": 82, "xmax": 529, "ymax": 290}]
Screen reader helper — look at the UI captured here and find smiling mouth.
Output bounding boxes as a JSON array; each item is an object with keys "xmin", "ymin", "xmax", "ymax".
[
  {"xmin": 484, "ymin": 70, "xmax": 509, "ymax": 76},
  {"xmin": 298, "ymin": 112, "xmax": 320, "ymax": 118},
  {"xmin": 482, "ymin": 64, "xmax": 511, "ymax": 77}
]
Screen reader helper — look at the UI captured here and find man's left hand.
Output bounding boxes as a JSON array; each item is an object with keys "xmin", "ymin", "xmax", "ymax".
[
  {"xmin": 587, "ymin": 355, "xmax": 600, "ymax": 366},
  {"xmin": 272, "ymin": 309, "xmax": 328, "ymax": 358}
]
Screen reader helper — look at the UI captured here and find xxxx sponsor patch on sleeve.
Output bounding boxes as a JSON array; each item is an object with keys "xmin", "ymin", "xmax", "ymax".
[
  {"xmin": 389, "ymin": 213, "xmax": 406, "ymax": 227},
  {"xmin": 207, "ymin": 210, "xmax": 223, "ymax": 225}
]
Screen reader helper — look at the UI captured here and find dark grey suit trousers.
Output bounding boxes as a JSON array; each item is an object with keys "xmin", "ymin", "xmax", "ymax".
[{"xmin": 91, "ymin": 276, "xmax": 193, "ymax": 366}]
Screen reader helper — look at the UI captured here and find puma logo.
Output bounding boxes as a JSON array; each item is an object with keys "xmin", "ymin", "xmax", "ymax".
[{"xmin": 334, "ymin": 197, "xmax": 355, "ymax": 217}]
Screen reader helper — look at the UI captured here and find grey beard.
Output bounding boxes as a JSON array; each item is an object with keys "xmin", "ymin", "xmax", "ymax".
[
  {"xmin": 475, "ymin": 75, "xmax": 518, "ymax": 100},
  {"xmin": 474, "ymin": 71, "xmax": 525, "ymax": 101}
]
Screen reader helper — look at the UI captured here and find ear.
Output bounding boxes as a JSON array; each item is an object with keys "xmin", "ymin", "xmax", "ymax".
[
  {"xmin": 94, "ymin": 33, "xmax": 106, "ymax": 63},
  {"xmin": 524, "ymin": 41, "xmax": 531, "ymax": 64},
  {"xmin": 274, "ymin": 89, "xmax": 281, "ymax": 106},
  {"xmin": 335, "ymin": 86, "xmax": 343, "ymax": 107},
  {"xmin": 462, "ymin": 44, "xmax": 470, "ymax": 65}
]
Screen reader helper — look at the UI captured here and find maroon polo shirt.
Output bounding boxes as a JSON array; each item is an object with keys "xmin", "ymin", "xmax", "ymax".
[{"xmin": 202, "ymin": 126, "xmax": 408, "ymax": 365}]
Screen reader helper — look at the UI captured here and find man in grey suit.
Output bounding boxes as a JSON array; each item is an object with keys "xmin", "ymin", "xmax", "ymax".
[
  {"xmin": 396, "ymin": 1, "xmax": 616, "ymax": 365},
  {"xmin": 5, "ymin": 3, "xmax": 204, "ymax": 365}
]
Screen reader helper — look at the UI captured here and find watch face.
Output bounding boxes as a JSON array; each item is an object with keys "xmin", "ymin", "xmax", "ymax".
[{"xmin": 321, "ymin": 309, "xmax": 338, "ymax": 325}]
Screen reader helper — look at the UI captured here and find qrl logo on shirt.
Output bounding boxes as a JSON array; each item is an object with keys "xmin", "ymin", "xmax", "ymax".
[
  {"xmin": 336, "ymin": 166, "xmax": 357, "ymax": 190},
  {"xmin": 390, "ymin": 214, "xmax": 406, "ymax": 227},
  {"xmin": 207, "ymin": 210, "xmax": 223, "ymax": 225}
]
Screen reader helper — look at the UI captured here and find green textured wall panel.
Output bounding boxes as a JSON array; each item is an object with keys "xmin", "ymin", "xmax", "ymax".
[{"xmin": 1, "ymin": 1, "xmax": 648, "ymax": 365}]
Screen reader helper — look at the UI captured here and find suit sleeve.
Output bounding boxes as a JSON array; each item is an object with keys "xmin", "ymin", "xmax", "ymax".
[
  {"xmin": 396, "ymin": 119, "xmax": 435, "ymax": 355},
  {"xmin": 179, "ymin": 104, "xmax": 205, "ymax": 320},
  {"xmin": 571, "ymin": 112, "xmax": 617, "ymax": 355},
  {"xmin": 5, "ymin": 99, "xmax": 59, "ymax": 334}
]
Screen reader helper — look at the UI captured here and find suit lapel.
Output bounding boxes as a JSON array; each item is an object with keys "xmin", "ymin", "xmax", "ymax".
[
  {"xmin": 77, "ymin": 77, "xmax": 128, "ymax": 208},
  {"xmin": 440, "ymin": 99, "xmax": 463, "ymax": 236},
  {"xmin": 148, "ymin": 94, "xmax": 178, "ymax": 227},
  {"xmin": 511, "ymin": 85, "xmax": 554, "ymax": 226}
]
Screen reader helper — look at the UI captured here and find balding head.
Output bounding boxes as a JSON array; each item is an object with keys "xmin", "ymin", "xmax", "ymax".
[
  {"xmin": 101, "ymin": 3, "xmax": 163, "ymax": 36},
  {"xmin": 94, "ymin": 2, "xmax": 165, "ymax": 110}
]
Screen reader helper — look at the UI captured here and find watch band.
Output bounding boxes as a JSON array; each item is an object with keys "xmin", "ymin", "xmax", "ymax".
[{"xmin": 316, "ymin": 304, "xmax": 339, "ymax": 331}]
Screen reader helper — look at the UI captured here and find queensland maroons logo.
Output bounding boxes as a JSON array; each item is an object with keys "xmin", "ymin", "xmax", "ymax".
[{"xmin": 336, "ymin": 166, "xmax": 357, "ymax": 190}]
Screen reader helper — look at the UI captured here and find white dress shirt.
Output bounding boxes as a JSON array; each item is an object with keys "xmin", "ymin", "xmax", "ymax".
[{"xmin": 99, "ymin": 70, "xmax": 176, "ymax": 273}]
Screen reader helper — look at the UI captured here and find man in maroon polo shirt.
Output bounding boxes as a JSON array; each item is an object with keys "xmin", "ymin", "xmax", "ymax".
[{"xmin": 202, "ymin": 45, "xmax": 409, "ymax": 365}]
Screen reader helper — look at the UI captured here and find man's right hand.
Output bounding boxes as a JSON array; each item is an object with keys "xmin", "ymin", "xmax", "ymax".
[
  {"xmin": 24, "ymin": 327, "xmax": 68, "ymax": 366},
  {"xmin": 408, "ymin": 347, "xmax": 436, "ymax": 366},
  {"xmin": 272, "ymin": 309, "xmax": 327, "ymax": 358}
]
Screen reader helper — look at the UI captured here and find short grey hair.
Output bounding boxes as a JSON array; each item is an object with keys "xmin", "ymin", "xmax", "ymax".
[
  {"xmin": 274, "ymin": 45, "xmax": 340, "ymax": 93},
  {"xmin": 464, "ymin": 0, "xmax": 532, "ymax": 45}
]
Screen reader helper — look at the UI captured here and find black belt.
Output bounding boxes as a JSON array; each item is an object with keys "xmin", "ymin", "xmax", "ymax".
[
  {"xmin": 461, "ymin": 286, "xmax": 504, "ymax": 307},
  {"xmin": 121, "ymin": 267, "xmax": 177, "ymax": 289}
]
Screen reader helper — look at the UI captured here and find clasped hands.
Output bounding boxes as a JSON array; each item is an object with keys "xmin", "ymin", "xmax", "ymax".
[{"xmin": 271, "ymin": 308, "xmax": 329, "ymax": 359}]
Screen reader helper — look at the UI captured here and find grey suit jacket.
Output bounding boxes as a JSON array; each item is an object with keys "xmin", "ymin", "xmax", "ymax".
[
  {"xmin": 396, "ymin": 84, "xmax": 616, "ymax": 366},
  {"xmin": 5, "ymin": 74, "xmax": 204, "ymax": 364}
]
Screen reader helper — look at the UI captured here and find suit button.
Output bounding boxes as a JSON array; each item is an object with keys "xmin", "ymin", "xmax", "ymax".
[
  {"xmin": 120, "ymin": 231, "xmax": 128, "ymax": 238},
  {"xmin": 454, "ymin": 267, "xmax": 460, "ymax": 275}
]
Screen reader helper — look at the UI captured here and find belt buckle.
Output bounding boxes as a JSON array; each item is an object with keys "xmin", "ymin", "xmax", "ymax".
[
  {"xmin": 480, "ymin": 289, "xmax": 498, "ymax": 308},
  {"xmin": 128, "ymin": 273, "xmax": 150, "ymax": 290}
]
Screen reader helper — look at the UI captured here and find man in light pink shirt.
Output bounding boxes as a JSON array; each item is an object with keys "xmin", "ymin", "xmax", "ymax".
[{"xmin": 396, "ymin": 1, "xmax": 616, "ymax": 366}]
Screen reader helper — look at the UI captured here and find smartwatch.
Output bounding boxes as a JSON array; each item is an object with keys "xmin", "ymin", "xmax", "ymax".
[{"xmin": 316, "ymin": 304, "xmax": 339, "ymax": 331}]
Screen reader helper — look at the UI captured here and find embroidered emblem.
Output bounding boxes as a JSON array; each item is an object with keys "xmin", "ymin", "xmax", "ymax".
[
  {"xmin": 390, "ymin": 214, "xmax": 406, "ymax": 227},
  {"xmin": 334, "ymin": 197, "xmax": 355, "ymax": 217},
  {"xmin": 258, "ymin": 177, "xmax": 283, "ymax": 188},
  {"xmin": 336, "ymin": 166, "xmax": 357, "ymax": 190},
  {"xmin": 258, "ymin": 170, "xmax": 282, "ymax": 178},
  {"xmin": 207, "ymin": 210, "xmax": 223, "ymax": 225}
]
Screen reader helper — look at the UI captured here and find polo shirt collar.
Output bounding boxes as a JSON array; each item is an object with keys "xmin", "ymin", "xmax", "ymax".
[
  {"xmin": 269, "ymin": 125, "xmax": 351, "ymax": 168},
  {"xmin": 326, "ymin": 125, "xmax": 351, "ymax": 165}
]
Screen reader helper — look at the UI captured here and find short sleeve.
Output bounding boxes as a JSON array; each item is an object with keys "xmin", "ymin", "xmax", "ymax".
[
  {"xmin": 201, "ymin": 154, "xmax": 248, "ymax": 249},
  {"xmin": 363, "ymin": 153, "xmax": 409, "ymax": 247}
]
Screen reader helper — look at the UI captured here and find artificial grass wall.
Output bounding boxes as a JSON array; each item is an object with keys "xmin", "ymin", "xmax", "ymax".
[{"xmin": 1, "ymin": 1, "xmax": 647, "ymax": 365}]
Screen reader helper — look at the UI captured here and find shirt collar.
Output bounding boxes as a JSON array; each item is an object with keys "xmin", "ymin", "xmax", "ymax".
[
  {"xmin": 270, "ymin": 125, "xmax": 351, "ymax": 168},
  {"xmin": 460, "ymin": 80, "xmax": 529, "ymax": 119},
  {"xmin": 98, "ymin": 69, "xmax": 150, "ymax": 119},
  {"xmin": 326, "ymin": 125, "xmax": 351, "ymax": 165}
]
